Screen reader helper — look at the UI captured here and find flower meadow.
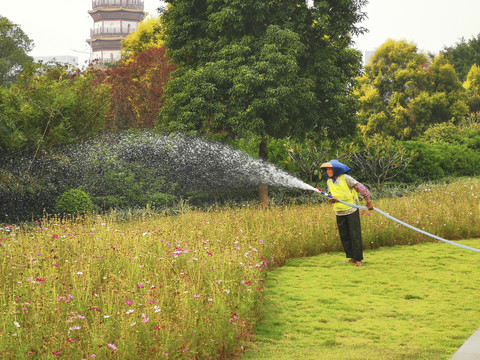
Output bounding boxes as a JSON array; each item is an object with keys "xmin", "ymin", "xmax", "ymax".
[{"xmin": 1, "ymin": 179, "xmax": 479, "ymax": 359}]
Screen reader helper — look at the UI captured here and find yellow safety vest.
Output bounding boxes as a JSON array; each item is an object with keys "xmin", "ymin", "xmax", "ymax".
[{"xmin": 327, "ymin": 174, "xmax": 359, "ymax": 212}]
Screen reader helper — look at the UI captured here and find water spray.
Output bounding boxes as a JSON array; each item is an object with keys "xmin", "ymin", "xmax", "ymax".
[
  {"xmin": 310, "ymin": 186, "xmax": 480, "ymax": 253},
  {"xmin": 3, "ymin": 128, "xmax": 480, "ymax": 253}
]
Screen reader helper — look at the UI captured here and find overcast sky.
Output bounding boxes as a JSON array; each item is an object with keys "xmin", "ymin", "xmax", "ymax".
[
  {"xmin": 1, "ymin": 0, "xmax": 480, "ymax": 67},
  {"xmin": 1, "ymin": 0, "xmax": 164, "ymax": 66},
  {"xmin": 354, "ymin": 0, "xmax": 480, "ymax": 55}
]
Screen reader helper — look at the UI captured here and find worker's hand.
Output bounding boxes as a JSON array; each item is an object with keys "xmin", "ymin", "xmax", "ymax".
[
  {"xmin": 366, "ymin": 199, "xmax": 374, "ymax": 210},
  {"xmin": 329, "ymin": 197, "xmax": 338, "ymax": 203}
]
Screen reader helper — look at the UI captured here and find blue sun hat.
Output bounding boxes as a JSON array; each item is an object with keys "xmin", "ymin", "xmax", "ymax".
[{"xmin": 320, "ymin": 160, "xmax": 351, "ymax": 179}]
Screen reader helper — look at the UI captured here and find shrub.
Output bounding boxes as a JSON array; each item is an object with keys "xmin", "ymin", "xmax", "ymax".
[
  {"xmin": 54, "ymin": 189, "xmax": 94, "ymax": 215},
  {"xmin": 422, "ymin": 121, "xmax": 480, "ymax": 144},
  {"xmin": 397, "ymin": 141, "xmax": 480, "ymax": 183},
  {"xmin": 0, "ymin": 63, "xmax": 110, "ymax": 156},
  {"xmin": 0, "ymin": 164, "xmax": 62, "ymax": 222}
]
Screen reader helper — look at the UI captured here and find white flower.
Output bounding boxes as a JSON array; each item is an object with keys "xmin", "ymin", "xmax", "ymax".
[{"xmin": 14, "ymin": 321, "xmax": 20, "ymax": 328}]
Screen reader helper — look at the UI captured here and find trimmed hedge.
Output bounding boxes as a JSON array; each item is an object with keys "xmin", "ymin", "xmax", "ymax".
[
  {"xmin": 54, "ymin": 189, "xmax": 95, "ymax": 215},
  {"xmin": 396, "ymin": 141, "xmax": 480, "ymax": 183}
]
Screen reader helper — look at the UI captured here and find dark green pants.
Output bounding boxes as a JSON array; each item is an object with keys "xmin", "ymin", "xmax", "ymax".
[{"xmin": 336, "ymin": 210, "xmax": 363, "ymax": 261}]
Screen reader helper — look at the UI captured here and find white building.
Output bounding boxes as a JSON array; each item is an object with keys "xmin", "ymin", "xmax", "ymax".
[
  {"xmin": 34, "ymin": 56, "xmax": 79, "ymax": 68},
  {"xmin": 87, "ymin": 0, "xmax": 145, "ymax": 63}
]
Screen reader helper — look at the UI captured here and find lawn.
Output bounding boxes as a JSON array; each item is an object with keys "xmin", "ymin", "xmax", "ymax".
[{"xmin": 241, "ymin": 240, "xmax": 480, "ymax": 360}]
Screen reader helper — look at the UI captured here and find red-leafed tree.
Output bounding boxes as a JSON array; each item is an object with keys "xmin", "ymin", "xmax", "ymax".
[{"xmin": 91, "ymin": 47, "xmax": 176, "ymax": 130}]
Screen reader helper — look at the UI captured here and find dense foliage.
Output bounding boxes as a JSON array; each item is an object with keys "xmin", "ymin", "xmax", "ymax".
[
  {"xmin": 121, "ymin": 16, "xmax": 164, "ymax": 57},
  {"xmin": 396, "ymin": 141, "xmax": 480, "ymax": 183},
  {"xmin": 0, "ymin": 16, "xmax": 34, "ymax": 86},
  {"xmin": 0, "ymin": 64, "xmax": 110, "ymax": 156},
  {"xmin": 442, "ymin": 34, "xmax": 480, "ymax": 82},
  {"xmin": 463, "ymin": 64, "xmax": 480, "ymax": 112},
  {"xmin": 90, "ymin": 47, "xmax": 176, "ymax": 129},
  {"xmin": 355, "ymin": 40, "xmax": 468, "ymax": 140},
  {"xmin": 2, "ymin": 9, "xmax": 480, "ymax": 220},
  {"xmin": 160, "ymin": 0, "xmax": 367, "ymax": 142},
  {"xmin": 54, "ymin": 189, "xmax": 95, "ymax": 215}
]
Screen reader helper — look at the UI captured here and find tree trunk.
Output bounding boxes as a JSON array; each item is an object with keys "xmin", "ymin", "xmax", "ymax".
[{"xmin": 259, "ymin": 137, "xmax": 268, "ymax": 207}]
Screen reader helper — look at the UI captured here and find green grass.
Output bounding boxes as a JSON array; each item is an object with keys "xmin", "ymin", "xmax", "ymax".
[{"xmin": 241, "ymin": 240, "xmax": 480, "ymax": 360}]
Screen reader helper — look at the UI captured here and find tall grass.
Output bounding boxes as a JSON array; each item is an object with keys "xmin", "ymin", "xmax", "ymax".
[{"xmin": 1, "ymin": 178, "xmax": 479, "ymax": 358}]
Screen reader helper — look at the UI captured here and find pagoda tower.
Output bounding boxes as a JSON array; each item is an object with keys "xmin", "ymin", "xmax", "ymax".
[{"xmin": 87, "ymin": 0, "xmax": 145, "ymax": 63}]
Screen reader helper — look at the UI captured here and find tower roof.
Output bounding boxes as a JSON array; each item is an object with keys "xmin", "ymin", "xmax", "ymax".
[{"xmin": 91, "ymin": 0, "xmax": 144, "ymax": 10}]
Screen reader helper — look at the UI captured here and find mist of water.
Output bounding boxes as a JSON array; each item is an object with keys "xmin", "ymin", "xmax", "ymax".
[
  {"xmin": 1, "ymin": 131, "xmax": 319, "ymax": 220},
  {"xmin": 56, "ymin": 131, "xmax": 318, "ymax": 192}
]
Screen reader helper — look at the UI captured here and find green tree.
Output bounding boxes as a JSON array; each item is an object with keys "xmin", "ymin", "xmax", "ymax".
[
  {"xmin": 160, "ymin": 0, "xmax": 367, "ymax": 203},
  {"xmin": 0, "ymin": 16, "xmax": 34, "ymax": 86},
  {"xmin": 442, "ymin": 34, "xmax": 480, "ymax": 82},
  {"xmin": 463, "ymin": 64, "xmax": 480, "ymax": 112},
  {"xmin": 0, "ymin": 63, "xmax": 110, "ymax": 156},
  {"xmin": 355, "ymin": 40, "xmax": 468, "ymax": 140}
]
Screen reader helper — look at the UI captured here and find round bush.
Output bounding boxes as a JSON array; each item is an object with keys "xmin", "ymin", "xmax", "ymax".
[{"xmin": 54, "ymin": 189, "xmax": 94, "ymax": 215}]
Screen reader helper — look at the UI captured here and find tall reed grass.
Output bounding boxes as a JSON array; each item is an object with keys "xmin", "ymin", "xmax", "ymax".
[{"xmin": 1, "ymin": 178, "xmax": 479, "ymax": 358}]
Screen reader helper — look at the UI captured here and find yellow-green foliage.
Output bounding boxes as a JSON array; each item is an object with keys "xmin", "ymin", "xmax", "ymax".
[
  {"xmin": 463, "ymin": 64, "xmax": 480, "ymax": 111},
  {"xmin": 1, "ymin": 179, "xmax": 479, "ymax": 358},
  {"xmin": 355, "ymin": 40, "xmax": 468, "ymax": 140},
  {"xmin": 122, "ymin": 16, "xmax": 164, "ymax": 57},
  {"xmin": 463, "ymin": 64, "xmax": 480, "ymax": 92}
]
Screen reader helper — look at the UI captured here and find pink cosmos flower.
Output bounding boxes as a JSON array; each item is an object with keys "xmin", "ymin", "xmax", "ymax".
[
  {"xmin": 107, "ymin": 343, "xmax": 117, "ymax": 351},
  {"xmin": 52, "ymin": 349, "xmax": 62, "ymax": 355},
  {"xmin": 68, "ymin": 325, "xmax": 81, "ymax": 333},
  {"xmin": 137, "ymin": 283, "xmax": 144, "ymax": 289},
  {"xmin": 126, "ymin": 300, "xmax": 133, "ymax": 305}
]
